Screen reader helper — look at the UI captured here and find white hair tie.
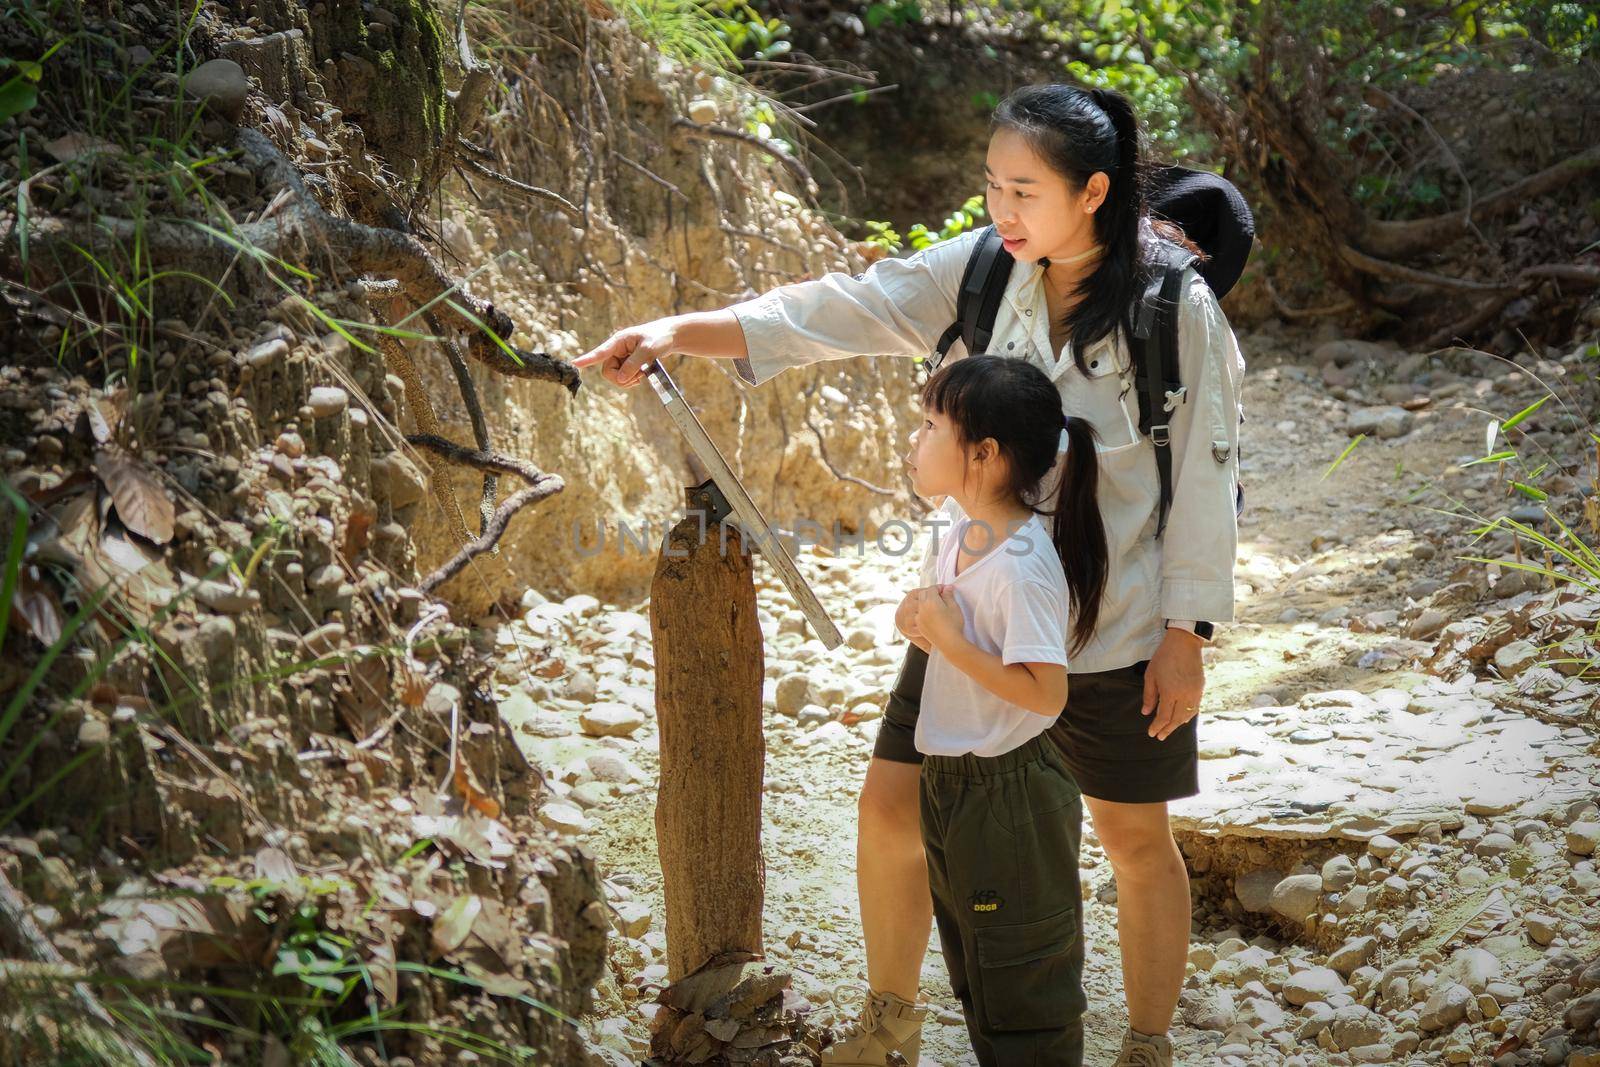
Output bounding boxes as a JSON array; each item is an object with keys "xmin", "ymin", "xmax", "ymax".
[{"xmin": 1058, "ymin": 426, "xmax": 1070, "ymax": 453}]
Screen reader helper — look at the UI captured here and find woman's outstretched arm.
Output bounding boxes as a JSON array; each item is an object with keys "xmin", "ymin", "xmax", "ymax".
[{"xmin": 572, "ymin": 229, "xmax": 980, "ymax": 389}]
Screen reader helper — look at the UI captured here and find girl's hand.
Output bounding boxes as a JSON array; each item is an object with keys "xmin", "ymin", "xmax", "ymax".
[
  {"xmin": 915, "ymin": 584, "xmax": 965, "ymax": 649},
  {"xmin": 1141, "ymin": 628, "xmax": 1206, "ymax": 740},
  {"xmin": 572, "ymin": 317, "xmax": 680, "ymax": 388},
  {"xmin": 894, "ymin": 590, "xmax": 924, "ymax": 642}
]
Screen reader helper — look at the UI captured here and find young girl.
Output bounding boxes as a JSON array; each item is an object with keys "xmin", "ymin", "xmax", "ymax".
[{"xmin": 866, "ymin": 353, "xmax": 1106, "ymax": 1067}]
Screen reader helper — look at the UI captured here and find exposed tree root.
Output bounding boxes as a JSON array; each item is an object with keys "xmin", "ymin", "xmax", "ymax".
[{"xmin": 406, "ymin": 434, "xmax": 565, "ymax": 593}]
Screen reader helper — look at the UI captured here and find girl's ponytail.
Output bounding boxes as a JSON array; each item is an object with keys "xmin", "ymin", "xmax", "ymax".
[{"xmin": 1052, "ymin": 415, "xmax": 1108, "ymax": 657}]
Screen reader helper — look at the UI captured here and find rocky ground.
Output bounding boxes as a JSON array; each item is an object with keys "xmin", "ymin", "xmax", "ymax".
[{"xmin": 496, "ymin": 322, "xmax": 1600, "ymax": 1067}]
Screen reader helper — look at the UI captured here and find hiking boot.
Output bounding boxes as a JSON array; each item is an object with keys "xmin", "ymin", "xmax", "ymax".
[
  {"xmin": 1111, "ymin": 1027, "xmax": 1173, "ymax": 1067},
  {"xmin": 821, "ymin": 987, "xmax": 928, "ymax": 1067}
]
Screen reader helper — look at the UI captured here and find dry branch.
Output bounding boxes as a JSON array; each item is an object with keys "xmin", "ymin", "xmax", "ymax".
[{"xmin": 1360, "ymin": 144, "xmax": 1600, "ymax": 260}]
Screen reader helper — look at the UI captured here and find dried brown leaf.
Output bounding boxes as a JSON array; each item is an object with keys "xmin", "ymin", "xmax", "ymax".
[
  {"xmin": 252, "ymin": 847, "xmax": 298, "ymax": 888},
  {"xmin": 94, "ymin": 448, "xmax": 174, "ymax": 544},
  {"xmin": 430, "ymin": 893, "xmax": 482, "ymax": 958},
  {"xmin": 10, "ymin": 565, "xmax": 63, "ymax": 644},
  {"xmin": 368, "ymin": 937, "xmax": 398, "ymax": 1005},
  {"xmin": 453, "ymin": 760, "xmax": 502, "ymax": 819}
]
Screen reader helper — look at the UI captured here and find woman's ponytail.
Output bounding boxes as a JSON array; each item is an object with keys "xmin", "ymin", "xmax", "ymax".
[{"xmin": 1052, "ymin": 415, "xmax": 1108, "ymax": 657}]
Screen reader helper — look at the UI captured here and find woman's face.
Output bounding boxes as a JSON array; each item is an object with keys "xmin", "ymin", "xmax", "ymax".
[
  {"xmin": 905, "ymin": 405, "xmax": 995, "ymax": 503},
  {"xmin": 984, "ymin": 126, "xmax": 1107, "ymax": 263}
]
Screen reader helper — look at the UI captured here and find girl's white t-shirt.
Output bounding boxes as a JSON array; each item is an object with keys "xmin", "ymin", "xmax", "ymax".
[{"xmin": 915, "ymin": 498, "xmax": 1072, "ymax": 758}]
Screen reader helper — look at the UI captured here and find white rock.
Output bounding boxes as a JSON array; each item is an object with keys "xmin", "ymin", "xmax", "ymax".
[
  {"xmin": 307, "ymin": 385, "xmax": 348, "ymax": 418},
  {"xmin": 538, "ymin": 802, "xmax": 589, "ymax": 834},
  {"xmin": 1328, "ymin": 1004, "xmax": 1387, "ymax": 1049},
  {"xmin": 1283, "ymin": 967, "xmax": 1346, "ymax": 1007},
  {"xmin": 1321, "ymin": 854, "xmax": 1358, "ymax": 893},
  {"xmin": 1446, "ymin": 947, "xmax": 1500, "ymax": 993},
  {"xmin": 1566, "ymin": 821, "xmax": 1600, "ymax": 856},
  {"xmin": 1346, "ymin": 406, "xmax": 1414, "ymax": 439},
  {"xmin": 579, "ymin": 702, "xmax": 647, "ymax": 738},
  {"xmin": 1328, "ymin": 936, "xmax": 1378, "ymax": 977},
  {"xmin": 774, "ymin": 674, "xmax": 811, "ymax": 717},
  {"xmin": 1270, "ymin": 874, "xmax": 1324, "ymax": 922},
  {"xmin": 1492, "ymin": 639, "xmax": 1539, "ymax": 677},
  {"xmin": 1525, "ymin": 912, "xmax": 1559, "ymax": 945},
  {"xmin": 1367, "ymin": 835, "xmax": 1401, "ymax": 859},
  {"xmin": 586, "ymin": 751, "xmax": 649, "ymax": 784}
]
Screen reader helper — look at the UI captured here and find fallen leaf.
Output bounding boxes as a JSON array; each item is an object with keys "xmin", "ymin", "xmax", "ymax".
[
  {"xmin": 342, "ymin": 507, "xmax": 374, "ymax": 559},
  {"xmin": 94, "ymin": 448, "xmax": 174, "ymax": 544},
  {"xmin": 453, "ymin": 760, "xmax": 502, "ymax": 819},
  {"xmin": 10, "ymin": 564, "xmax": 63, "ymax": 644},
  {"xmin": 368, "ymin": 937, "xmax": 398, "ymax": 1005},
  {"xmin": 252, "ymin": 847, "xmax": 298, "ymax": 888},
  {"xmin": 431, "ymin": 893, "xmax": 482, "ymax": 958},
  {"xmin": 42, "ymin": 133, "xmax": 118, "ymax": 163}
]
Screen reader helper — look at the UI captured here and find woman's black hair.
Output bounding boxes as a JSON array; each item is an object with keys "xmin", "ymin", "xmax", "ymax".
[
  {"xmin": 922, "ymin": 355, "xmax": 1108, "ymax": 656},
  {"xmin": 990, "ymin": 84, "xmax": 1200, "ymax": 376}
]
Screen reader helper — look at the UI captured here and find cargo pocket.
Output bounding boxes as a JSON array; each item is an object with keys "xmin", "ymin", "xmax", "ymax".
[{"xmin": 974, "ymin": 906, "xmax": 1081, "ymax": 1031}]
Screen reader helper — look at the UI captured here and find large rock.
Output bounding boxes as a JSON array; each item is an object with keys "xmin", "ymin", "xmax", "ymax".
[
  {"xmin": 1346, "ymin": 406, "xmax": 1415, "ymax": 440},
  {"xmin": 1328, "ymin": 1004, "xmax": 1387, "ymax": 1050},
  {"xmin": 1418, "ymin": 982, "xmax": 1473, "ymax": 1031},
  {"xmin": 184, "ymin": 58, "xmax": 250, "ymax": 121},
  {"xmin": 1328, "ymin": 935, "xmax": 1378, "ymax": 977},
  {"xmin": 1235, "ymin": 868, "xmax": 1284, "ymax": 913}
]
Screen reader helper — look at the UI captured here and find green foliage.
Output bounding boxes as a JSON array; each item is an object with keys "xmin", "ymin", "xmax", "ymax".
[
  {"xmin": 707, "ymin": 0, "xmax": 792, "ymax": 61},
  {"xmin": 616, "ymin": 0, "xmax": 747, "ymax": 70},
  {"xmin": 849, "ymin": 194, "xmax": 988, "ymax": 257},
  {"xmin": 863, "ymin": 1, "xmax": 923, "ymax": 31}
]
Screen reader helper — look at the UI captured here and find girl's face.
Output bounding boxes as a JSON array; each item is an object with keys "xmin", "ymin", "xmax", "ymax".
[
  {"xmin": 905, "ymin": 406, "xmax": 997, "ymax": 503},
  {"xmin": 984, "ymin": 126, "xmax": 1108, "ymax": 263}
]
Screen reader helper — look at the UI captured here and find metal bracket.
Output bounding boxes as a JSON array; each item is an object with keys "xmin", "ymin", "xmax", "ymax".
[{"xmin": 686, "ymin": 478, "xmax": 733, "ymax": 527}]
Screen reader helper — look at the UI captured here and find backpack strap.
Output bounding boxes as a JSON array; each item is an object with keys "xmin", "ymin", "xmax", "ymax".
[
  {"xmin": 930, "ymin": 226, "xmax": 1012, "ymax": 375},
  {"xmin": 1130, "ymin": 241, "xmax": 1197, "ymax": 540}
]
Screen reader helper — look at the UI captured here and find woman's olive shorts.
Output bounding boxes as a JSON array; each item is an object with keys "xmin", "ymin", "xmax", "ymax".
[{"xmin": 875, "ymin": 642, "xmax": 1199, "ymax": 804}]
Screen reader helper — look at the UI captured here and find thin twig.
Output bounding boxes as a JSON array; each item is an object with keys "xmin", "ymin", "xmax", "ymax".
[
  {"xmin": 671, "ymin": 117, "xmax": 818, "ymax": 196},
  {"xmin": 457, "ymin": 156, "xmax": 582, "ymax": 218},
  {"xmin": 787, "ymin": 83, "xmax": 900, "ymax": 115}
]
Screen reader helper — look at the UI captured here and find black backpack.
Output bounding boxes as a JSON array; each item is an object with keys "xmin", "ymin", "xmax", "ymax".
[{"xmin": 928, "ymin": 164, "xmax": 1255, "ymax": 540}]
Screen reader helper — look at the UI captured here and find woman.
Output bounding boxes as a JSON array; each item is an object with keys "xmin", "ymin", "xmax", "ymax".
[{"xmin": 575, "ymin": 84, "xmax": 1245, "ymax": 1067}]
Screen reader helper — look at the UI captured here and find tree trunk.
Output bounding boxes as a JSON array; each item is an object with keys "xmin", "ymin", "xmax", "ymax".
[{"xmin": 649, "ymin": 503, "xmax": 766, "ymax": 981}]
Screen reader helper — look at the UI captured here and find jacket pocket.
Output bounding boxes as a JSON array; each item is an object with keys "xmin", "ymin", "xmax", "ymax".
[{"xmin": 974, "ymin": 906, "xmax": 1082, "ymax": 1030}]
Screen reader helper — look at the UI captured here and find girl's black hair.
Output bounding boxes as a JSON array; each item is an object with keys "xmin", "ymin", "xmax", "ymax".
[
  {"xmin": 990, "ymin": 83, "xmax": 1200, "ymax": 376},
  {"xmin": 922, "ymin": 355, "xmax": 1108, "ymax": 656}
]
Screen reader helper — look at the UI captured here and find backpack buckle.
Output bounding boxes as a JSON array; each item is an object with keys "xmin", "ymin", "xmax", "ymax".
[
  {"xmin": 1163, "ymin": 386, "xmax": 1187, "ymax": 412},
  {"xmin": 1151, "ymin": 423, "xmax": 1171, "ymax": 447}
]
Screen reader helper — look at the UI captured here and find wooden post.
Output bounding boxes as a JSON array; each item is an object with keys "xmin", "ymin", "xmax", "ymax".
[{"xmin": 649, "ymin": 494, "xmax": 765, "ymax": 982}]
